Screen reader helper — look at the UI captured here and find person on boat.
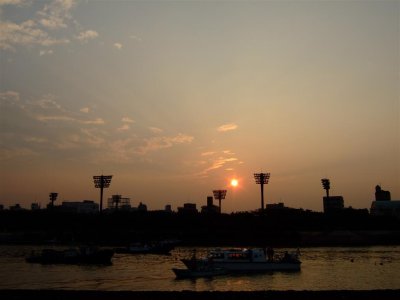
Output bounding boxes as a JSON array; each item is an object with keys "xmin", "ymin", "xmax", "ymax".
[
  {"xmin": 267, "ymin": 247, "xmax": 274, "ymax": 261},
  {"xmin": 283, "ymin": 251, "xmax": 291, "ymax": 262},
  {"xmin": 189, "ymin": 249, "xmax": 199, "ymax": 270}
]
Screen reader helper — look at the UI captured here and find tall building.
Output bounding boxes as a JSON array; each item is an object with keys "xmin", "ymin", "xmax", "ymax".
[
  {"xmin": 371, "ymin": 185, "xmax": 400, "ymax": 218},
  {"xmin": 375, "ymin": 185, "xmax": 391, "ymax": 201},
  {"xmin": 201, "ymin": 196, "xmax": 219, "ymax": 213}
]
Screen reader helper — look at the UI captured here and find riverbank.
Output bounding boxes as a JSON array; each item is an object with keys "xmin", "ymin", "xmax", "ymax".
[
  {"xmin": 1, "ymin": 230, "xmax": 400, "ymax": 247},
  {"xmin": 1, "ymin": 290, "xmax": 399, "ymax": 300}
]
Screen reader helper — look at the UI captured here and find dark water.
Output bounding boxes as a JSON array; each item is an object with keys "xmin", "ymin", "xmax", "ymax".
[{"xmin": 0, "ymin": 245, "xmax": 399, "ymax": 291}]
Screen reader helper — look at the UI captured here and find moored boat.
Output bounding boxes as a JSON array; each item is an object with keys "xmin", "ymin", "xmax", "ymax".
[
  {"xmin": 26, "ymin": 246, "xmax": 114, "ymax": 265},
  {"xmin": 115, "ymin": 240, "xmax": 177, "ymax": 254}
]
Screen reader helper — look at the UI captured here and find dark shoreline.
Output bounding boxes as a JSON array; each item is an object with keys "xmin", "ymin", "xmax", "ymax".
[
  {"xmin": 1, "ymin": 210, "xmax": 400, "ymax": 247},
  {"xmin": 1, "ymin": 289, "xmax": 399, "ymax": 300}
]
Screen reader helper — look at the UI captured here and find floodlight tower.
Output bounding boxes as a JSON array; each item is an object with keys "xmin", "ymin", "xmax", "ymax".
[
  {"xmin": 254, "ymin": 172, "xmax": 271, "ymax": 212},
  {"xmin": 49, "ymin": 192, "xmax": 58, "ymax": 208},
  {"xmin": 93, "ymin": 175, "xmax": 113, "ymax": 213},
  {"xmin": 321, "ymin": 178, "xmax": 330, "ymax": 198},
  {"xmin": 213, "ymin": 190, "xmax": 227, "ymax": 213}
]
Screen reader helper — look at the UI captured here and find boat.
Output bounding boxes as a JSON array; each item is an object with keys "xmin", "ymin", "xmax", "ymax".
[
  {"xmin": 181, "ymin": 248, "xmax": 301, "ymax": 273},
  {"xmin": 172, "ymin": 250, "xmax": 227, "ymax": 279},
  {"xmin": 115, "ymin": 240, "xmax": 177, "ymax": 254},
  {"xmin": 26, "ymin": 246, "xmax": 114, "ymax": 265}
]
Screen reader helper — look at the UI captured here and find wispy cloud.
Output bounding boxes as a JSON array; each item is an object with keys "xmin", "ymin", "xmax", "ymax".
[
  {"xmin": 217, "ymin": 123, "xmax": 238, "ymax": 132},
  {"xmin": 196, "ymin": 150, "xmax": 241, "ymax": 176},
  {"xmin": 81, "ymin": 128, "xmax": 105, "ymax": 147},
  {"xmin": 117, "ymin": 117, "xmax": 135, "ymax": 131},
  {"xmin": 223, "ymin": 150, "xmax": 235, "ymax": 155},
  {"xmin": 201, "ymin": 151, "xmax": 215, "ymax": 156},
  {"xmin": 24, "ymin": 136, "xmax": 47, "ymax": 143},
  {"xmin": 0, "ymin": 0, "xmax": 98, "ymax": 51},
  {"xmin": 113, "ymin": 42, "xmax": 122, "ymax": 49},
  {"xmin": 0, "ymin": 0, "xmax": 25, "ymax": 5},
  {"xmin": 121, "ymin": 117, "xmax": 134, "ymax": 123},
  {"xmin": 149, "ymin": 127, "xmax": 163, "ymax": 134},
  {"xmin": 36, "ymin": 115, "xmax": 104, "ymax": 125},
  {"xmin": 76, "ymin": 30, "xmax": 98, "ymax": 42},
  {"xmin": 129, "ymin": 35, "xmax": 142, "ymax": 42},
  {"xmin": 39, "ymin": 49, "xmax": 53, "ymax": 56},
  {"xmin": 136, "ymin": 133, "xmax": 194, "ymax": 155},
  {"xmin": 0, "ymin": 20, "xmax": 70, "ymax": 50},
  {"xmin": 117, "ymin": 124, "xmax": 130, "ymax": 131},
  {"xmin": 0, "ymin": 147, "xmax": 38, "ymax": 161},
  {"xmin": 80, "ymin": 107, "xmax": 89, "ymax": 113},
  {"xmin": 0, "ymin": 90, "xmax": 20, "ymax": 103},
  {"xmin": 38, "ymin": 0, "xmax": 76, "ymax": 29},
  {"xmin": 81, "ymin": 118, "xmax": 104, "ymax": 125},
  {"xmin": 201, "ymin": 157, "xmax": 238, "ymax": 174}
]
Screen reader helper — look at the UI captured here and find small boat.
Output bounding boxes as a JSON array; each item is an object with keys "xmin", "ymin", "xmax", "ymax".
[
  {"xmin": 182, "ymin": 248, "xmax": 301, "ymax": 273},
  {"xmin": 26, "ymin": 246, "xmax": 114, "ymax": 265},
  {"xmin": 115, "ymin": 240, "xmax": 177, "ymax": 254}
]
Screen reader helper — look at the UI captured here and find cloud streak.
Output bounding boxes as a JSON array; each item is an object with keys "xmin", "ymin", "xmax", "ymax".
[
  {"xmin": 217, "ymin": 123, "xmax": 238, "ymax": 132},
  {"xmin": 196, "ymin": 150, "xmax": 241, "ymax": 176},
  {"xmin": 136, "ymin": 133, "xmax": 194, "ymax": 155},
  {"xmin": 76, "ymin": 30, "xmax": 99, "ymax": 42},
  {"xmin": 114, "ymin": 42, "xmax": 122, "ymax": 49}
]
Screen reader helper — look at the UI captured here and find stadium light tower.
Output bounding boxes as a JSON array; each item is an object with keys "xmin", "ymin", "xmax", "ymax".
[
  {"xmin": 213, "ymin": 190, "xmax": 227, "ymax": 213},
  {"xmin": 321, "ymin": 178, "xmax": 330, "ymax": 198},
  {"xmin": 254, "ymin": 172, "xmax": 271, "ymax": 212},
  {"xmin": 49, "ymin": 192, "xmax": 58, "ymax": 208},
  {"xmin": 93, "ymin": 175, "xmax": 112, "ymax": 213}
]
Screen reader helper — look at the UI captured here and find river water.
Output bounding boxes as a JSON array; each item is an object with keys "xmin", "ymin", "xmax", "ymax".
[{"xmin": 0, "ymin": 245, "xmax": 399, "ymax": 291}]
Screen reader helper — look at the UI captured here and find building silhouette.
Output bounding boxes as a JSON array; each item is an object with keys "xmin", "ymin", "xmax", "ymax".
[
  {"xmin": 323, "ymin": 196, "xmax": 344, "ymax": 213},
  {"xmin": 137, "ymin": 202, "xmax": 147, "ymax": 212},
  {"xmin": 107, "ymin": 194, "xmax": 131, "ymax": 211},
  {"xmin": 371, "ymin": 185, "xmax": 400, "ymax": 218},
  {"xmin": 178, "ymin": 203, "xmax": 198, "ymax": 214},
  {"xmin": 61, "ymin": 200, "xmax": 98, "ymax": 214},
  {"xmin": 9, "ymin": 204, "xmax": 23, "ymax": 211},
  {"xmin": 201, "ymin": 196, "xmax": 219, "ymax": 214},
  {"xmin": 31, "ymin": 203, "xmax": 40, "ymax": 210},
  {"xmin": 375, "ymin": 185, "xmax": 391, "ymax": 201}
]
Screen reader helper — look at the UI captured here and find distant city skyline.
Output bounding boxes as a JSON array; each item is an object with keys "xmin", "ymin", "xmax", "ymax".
[{"xmin": 1, "ymin": 0, "xmax": 399, "ymax": 212}]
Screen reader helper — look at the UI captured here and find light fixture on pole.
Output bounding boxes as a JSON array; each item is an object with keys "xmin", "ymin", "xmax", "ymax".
[
  {"xmin": 254, "ymin": 172, "xmax": 270, "ymax": 212},
  {"xmin": 49, "ymin": 192, "xmax": 58, "ymax": 208},
  {"xmin": 213, "ymin": 190, "xmax": 227, "ymax": 213},
  {"xmin": 321, "ymin": 178, "xmax": 330, "ymax": 198},
  {"xmin": 93, "ymin": 175, "xmax": 112, "ymax": 213}
]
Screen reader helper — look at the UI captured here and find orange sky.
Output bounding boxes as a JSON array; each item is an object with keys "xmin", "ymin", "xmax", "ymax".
[{"xmin": 0, "ymin": 0, "xmax": 399, "ymax": 212}]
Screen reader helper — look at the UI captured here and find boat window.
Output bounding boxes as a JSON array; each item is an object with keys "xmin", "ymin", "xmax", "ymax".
[{"xmin": 227, "ymin": 252, "xmax": 250, "ymax": 260}]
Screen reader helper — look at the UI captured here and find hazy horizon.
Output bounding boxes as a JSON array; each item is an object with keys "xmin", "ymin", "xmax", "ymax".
[{"xmin": 1, "ymin": 0, "xmax": 399, "ymax": 212}]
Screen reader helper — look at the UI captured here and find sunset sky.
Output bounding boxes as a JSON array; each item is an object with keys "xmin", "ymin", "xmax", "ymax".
[{"xmin": 1, "ymin": 0, "xmax": 399, "ymax": 212}]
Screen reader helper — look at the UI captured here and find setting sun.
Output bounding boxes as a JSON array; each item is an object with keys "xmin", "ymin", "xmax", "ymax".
[{"xmin": 230, "ymin": 179, "xmax": 239, "ymax": 187}]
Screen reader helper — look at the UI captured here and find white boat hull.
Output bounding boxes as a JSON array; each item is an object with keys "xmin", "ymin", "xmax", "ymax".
[{"xmin": 211, "ymin": 261, "xmax": 301, "ymax": 272}]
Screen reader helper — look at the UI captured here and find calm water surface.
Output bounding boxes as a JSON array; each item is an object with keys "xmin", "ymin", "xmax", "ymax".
[{"xmin": 0, "ymin": 245, "xmax": 399, "ymax": 291}]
